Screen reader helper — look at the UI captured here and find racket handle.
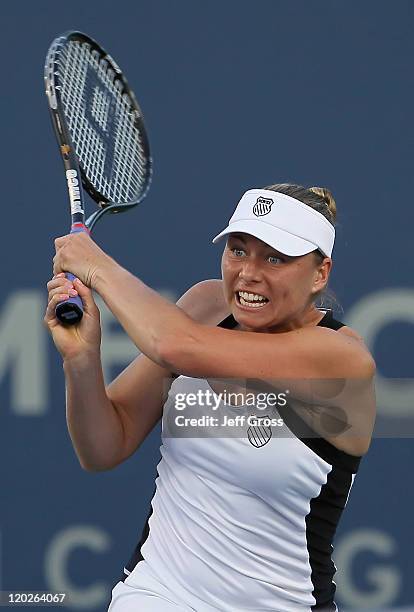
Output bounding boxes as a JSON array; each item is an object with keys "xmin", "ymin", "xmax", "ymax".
[{"xmin": 55, "ymin": 223, "xmax": 89, "ymax": 326}]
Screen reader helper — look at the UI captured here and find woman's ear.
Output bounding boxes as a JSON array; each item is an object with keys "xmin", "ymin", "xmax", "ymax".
[{"xmin": 312, "ymin": 258, "xmax": 332, "ymax": 294}]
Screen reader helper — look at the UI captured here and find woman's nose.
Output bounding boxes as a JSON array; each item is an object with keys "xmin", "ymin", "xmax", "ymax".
[{"xmin": 238, "ymin": 259, "xmax": 262, "ymax": 282}]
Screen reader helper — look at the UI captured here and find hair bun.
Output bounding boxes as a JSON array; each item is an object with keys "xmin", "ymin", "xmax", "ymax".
[{"xmin": 309, "ymin": 186, "xmax": 337, "ymax": 222}]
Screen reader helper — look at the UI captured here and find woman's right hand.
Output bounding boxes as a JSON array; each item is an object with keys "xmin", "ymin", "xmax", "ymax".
[{"xmin": 44, "ymin": 273, "xmax": 102, "ymax": 361}]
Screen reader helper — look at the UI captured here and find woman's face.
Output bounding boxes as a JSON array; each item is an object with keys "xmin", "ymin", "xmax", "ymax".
[{"xmin": 221, "ymin": 233, "xmax": 332, "ymax": 332}]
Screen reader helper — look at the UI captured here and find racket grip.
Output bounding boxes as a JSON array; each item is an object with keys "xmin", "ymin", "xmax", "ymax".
[{"xmin": 55, "ymin": 224, "xmax": 89, "ymax": 326}]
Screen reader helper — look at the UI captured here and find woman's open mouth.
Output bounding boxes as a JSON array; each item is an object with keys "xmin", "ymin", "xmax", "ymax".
[{"xmin": 235, "ymin": 291, "xmax": 269, "ymax": 309}]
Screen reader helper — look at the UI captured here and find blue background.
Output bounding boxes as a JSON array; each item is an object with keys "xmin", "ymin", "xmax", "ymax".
[{"xmin": 0, "ymin": 1, "xmax": 413, "ymax": 610}]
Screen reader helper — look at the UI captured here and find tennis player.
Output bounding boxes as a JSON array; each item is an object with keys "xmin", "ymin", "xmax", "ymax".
[{"xmin": 45, "ymin": 183, "xmax": 376, "ymax": 612}]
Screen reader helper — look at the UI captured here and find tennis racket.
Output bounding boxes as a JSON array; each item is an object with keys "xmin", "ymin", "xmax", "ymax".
[{"xmin": 44, "ymin": 31, "xmax": 152, "ymax": 325}]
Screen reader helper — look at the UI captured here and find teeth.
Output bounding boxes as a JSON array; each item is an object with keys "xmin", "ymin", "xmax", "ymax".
[
  {"xmin": 238, "ymin": 291, "xmax": 267, "ymax": 302},
  {"xmin": 238, "ymin": 291, "xmax": 268, "ymax": 308}
]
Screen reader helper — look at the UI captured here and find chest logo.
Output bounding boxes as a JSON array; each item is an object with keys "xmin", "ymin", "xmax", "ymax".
[{"xmin": 247, "ymin": 416, "xmax": 273, "ymax": 447}]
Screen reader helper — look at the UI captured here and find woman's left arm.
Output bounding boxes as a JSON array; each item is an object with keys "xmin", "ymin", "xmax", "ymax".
[
  {"xmin": 52, "ymin": 232, "xmax": 212, "ymax": 366},
  {"xmin": 53, "ymin": 233, "xmax": 375, "ymax": 381}
]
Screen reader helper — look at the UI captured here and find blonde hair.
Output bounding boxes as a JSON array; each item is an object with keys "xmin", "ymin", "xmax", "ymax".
[
  {"xmin": 264, "ymin": 182, "xmax": 341, "ymax": 313},
  {"xmin": 308, "ymin": 186, "xmax": 337, "ymax": 224},
  {"xmin": 265, "ymin": 182, "xmax": 337, "ymax": 225}
]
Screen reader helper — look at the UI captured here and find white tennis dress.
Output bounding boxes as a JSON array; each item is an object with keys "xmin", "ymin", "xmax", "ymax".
[{"xmin": 108, "ymin": 311, "xmax": 362, "ymax": 611}]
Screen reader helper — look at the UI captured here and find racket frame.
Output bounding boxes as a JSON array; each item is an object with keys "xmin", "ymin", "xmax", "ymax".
[
  {"xmin": 44, "ymin": 30, "xmax": 152, "ymax": 230},
  {"xmin": 44, "ymin": 31, "xmax": 152, "ymax": 323}
]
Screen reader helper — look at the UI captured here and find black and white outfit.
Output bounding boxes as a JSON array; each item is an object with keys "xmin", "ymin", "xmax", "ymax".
[{"xmin": 108, "ymin": 310, "xmax": 361, "ymax": 612}]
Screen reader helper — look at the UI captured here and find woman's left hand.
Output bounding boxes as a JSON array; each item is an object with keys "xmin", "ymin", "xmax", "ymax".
[{"xmin": 53, "ymin": 232, "xmax": 114, "ymax": 288}]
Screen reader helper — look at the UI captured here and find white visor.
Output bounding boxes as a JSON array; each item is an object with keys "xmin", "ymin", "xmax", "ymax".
[{"xmin": 212, "ymin": 189, "xmax": 335, "ymax": 257}]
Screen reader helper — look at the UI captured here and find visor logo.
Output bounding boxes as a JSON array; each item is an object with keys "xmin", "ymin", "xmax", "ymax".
[{"xmin": 253, "ymin": 196, "xmax": 273, "ymax": 217}]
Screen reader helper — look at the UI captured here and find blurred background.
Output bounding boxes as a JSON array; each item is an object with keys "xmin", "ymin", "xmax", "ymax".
[{"xmin": 0, "ymin": 0, "xmax": 413, "ymax": 610}]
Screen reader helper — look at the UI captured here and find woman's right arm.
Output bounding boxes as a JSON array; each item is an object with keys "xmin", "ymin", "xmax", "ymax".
[{"xmin": 45, "ymin": 276, "xmax": 228, "ymax": 472}]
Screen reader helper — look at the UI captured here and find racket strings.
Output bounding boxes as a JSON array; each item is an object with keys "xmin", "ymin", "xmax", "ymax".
[
  {"xmin": 91, "ymin": 87, "xmax": 111, "ymax": 131},
  {"xmin": 57, "ymin": 41, "xmax": 148, "ymax": 203}
]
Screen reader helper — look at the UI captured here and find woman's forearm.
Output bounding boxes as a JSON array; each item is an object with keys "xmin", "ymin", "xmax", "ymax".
[
  {"xmin": 63, "ymin": 351, "xmax": 125, "ymax": 471},
  {"xmin": 93, "ymin": 262, "xmax": 196, "ymax": 365},
  {"xmin": 52, "ymin": 233, "xmax": 200, "ymax": 369}
]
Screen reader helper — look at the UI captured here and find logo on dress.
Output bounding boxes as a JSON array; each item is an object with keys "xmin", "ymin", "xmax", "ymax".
[
  {"xmin": 253, "ymin": 196, "xmax": 273, "ymax": 217},
  {"xmin": 247, "ymin": 415, "xmax": 272, "ymax": 448}
]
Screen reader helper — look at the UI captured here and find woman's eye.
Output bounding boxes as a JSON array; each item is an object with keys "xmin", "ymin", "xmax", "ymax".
[
  {"xmin": 268, "ymin": 255, "xmax": 283, "ymax": 264},
  {"xmin": 231, "ymin": 248, "xmax": 245, "ymax": 257}
]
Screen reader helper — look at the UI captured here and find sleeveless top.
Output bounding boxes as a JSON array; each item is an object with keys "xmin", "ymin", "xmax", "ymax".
[{"xmin": 122, "ymin": 310, "xmax": 362, "ymax": 611}]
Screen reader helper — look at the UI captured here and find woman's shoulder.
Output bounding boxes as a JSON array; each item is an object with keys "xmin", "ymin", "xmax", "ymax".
[
  {"xmin": 338, "ymin": 330, "xmax": 376, "ymax": 379},
  {"xmin": 336, "ymin": 321, "xmax": 374, "ymax": 363},
  {"xmin": 337, "ymin": 324, "xmax": 365, "ymax": 343},
  {"xmin": 320, "ymin": 310, "xmax": 374, "ymax": 365},
  {"xmin": 177, "ymin": 279, "xmax": 229, "ymax": 326}
]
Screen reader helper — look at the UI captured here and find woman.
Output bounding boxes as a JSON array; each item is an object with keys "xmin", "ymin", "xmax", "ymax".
[{"xmin": 45, "ymin": 183, "xmax": 376, "ymax": 612}]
